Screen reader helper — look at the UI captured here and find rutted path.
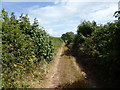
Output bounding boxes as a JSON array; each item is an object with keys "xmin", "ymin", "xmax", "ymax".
[
  {"xmin": 31, "ymin": 44, "xmax": 98, "ymax": 88},
  {"xmin": 44, "ymin": 44, "xmax": 64, "ymax": 88}
]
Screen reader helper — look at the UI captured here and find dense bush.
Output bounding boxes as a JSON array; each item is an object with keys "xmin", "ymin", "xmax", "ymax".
[
  {"xmin": 61, "ymin": 32, "xmax": 75, "ymax": 47},
  {"xmin": 1, "ymin": 9, "xmax": 54, "ymax": 88},
  {"xmin": 71, "ymin": 20, "xmax": 120, "ymax": 87}
]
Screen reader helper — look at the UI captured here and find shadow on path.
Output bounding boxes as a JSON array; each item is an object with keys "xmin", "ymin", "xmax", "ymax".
[
  {"xmin": 71, "ymin": 49, "xmax": 103, "ymax": 88},
  {"xmin": 56, "ymin": 47, "xmax": 102, "ymax": 88},
  {"xmin": 65, "ymin": 49, "xmax": 102, "ymax": 88}
]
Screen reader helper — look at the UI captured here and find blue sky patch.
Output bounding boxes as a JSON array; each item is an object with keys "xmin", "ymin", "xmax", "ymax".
[{"xmin": 2, "ymin": 1, "xmax": 118, "ymax": 37}]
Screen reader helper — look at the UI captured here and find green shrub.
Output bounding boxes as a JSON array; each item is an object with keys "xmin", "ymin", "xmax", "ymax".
[{"xmin": 1, "ymin": 9, "xmax": 54, "ymax": 88}]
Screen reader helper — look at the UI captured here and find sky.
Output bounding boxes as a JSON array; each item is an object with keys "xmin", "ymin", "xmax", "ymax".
[{"xmin": 2, "ymin": 0, "xmax": 119, "ymax": 37}]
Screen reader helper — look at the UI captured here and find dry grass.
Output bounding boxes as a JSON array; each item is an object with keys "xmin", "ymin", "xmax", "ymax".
[
  {"xmin": 16, "ymin": 45, "xmax": 96, "ymax": 88},
  {"xmin": 14, "ymin": 61, "xmax": 49, "ymax": 88}
]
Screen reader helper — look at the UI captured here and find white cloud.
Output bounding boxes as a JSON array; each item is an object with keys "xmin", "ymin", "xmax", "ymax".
[
  {"xmin": 25, "ymin": 1, "xmax": 118, "ymax": 37},
  {"xmin": 2, "ymin": 0, "xmax": 120, "ymax": 2},
  {"xmin": 87, "ymin": 3, "xmax": 117, "ymax": 23},
  {"xmin": 45, "ymin": 28, "xmax": 59, "ymax": 36}
]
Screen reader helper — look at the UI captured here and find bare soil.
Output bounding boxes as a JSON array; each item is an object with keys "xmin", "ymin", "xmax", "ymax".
[{"xmin": 29, "ymin": 44, "xmax": 98, "ymax": 88}]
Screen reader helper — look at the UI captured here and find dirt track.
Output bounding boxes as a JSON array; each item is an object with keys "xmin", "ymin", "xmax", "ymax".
[{"xmin": 30, "ymin": 44, "xmax": 98, "ymax": 88}]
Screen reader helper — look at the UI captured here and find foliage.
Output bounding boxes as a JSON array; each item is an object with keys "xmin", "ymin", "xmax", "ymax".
[
  {"xmin": 114, "ymin": 11, "xmax": 120, "ymax": 20},
  {"xmin": 77, "ymin": 21, "xmax": 96, "ymax": 37},
  {"xmin": 61, "ymin": 32, "xmax": 75, "ymax": 46},
  {"xmin": 72, "ymin": 20, "xmax": 120, "ymax": 87},
  {"xmin": 1, "ymin": 9, "xmax": 54, "ymax": 88},
  {"xmin": 49, "ymin": 37, "xmax": 63, "ymax": 52}
]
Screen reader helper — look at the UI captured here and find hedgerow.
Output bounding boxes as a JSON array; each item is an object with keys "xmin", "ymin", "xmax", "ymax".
[
  {"xmin": 1, "ymin": 9, "xmax": 54, "ymax": 88},
  {"xmin": 71, "ymin": 20, "xmax": 120, "ymax": 87}
]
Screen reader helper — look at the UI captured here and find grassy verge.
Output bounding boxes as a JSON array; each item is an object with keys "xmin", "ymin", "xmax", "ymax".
[{"xmin": 50, "ymin": 36, "xmax": 64, "ymax": 52}]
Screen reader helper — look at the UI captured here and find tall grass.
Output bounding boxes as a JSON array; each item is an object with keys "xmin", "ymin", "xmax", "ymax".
[{"xmin": 50, "ymin": 36, "xmax": 64, "ymax": 52}]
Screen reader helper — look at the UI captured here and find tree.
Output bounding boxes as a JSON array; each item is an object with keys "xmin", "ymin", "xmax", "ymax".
[
  {"xmin": 61, "ymin": 32, "xmax": 75, "ymax": 46},
  {"xmin": 114, "ymin": 11, "xmax": 120, "ymax": 20},
  {"xmin": 77, "ymin": 21, "xmax": 96, "ymax": 37}
]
